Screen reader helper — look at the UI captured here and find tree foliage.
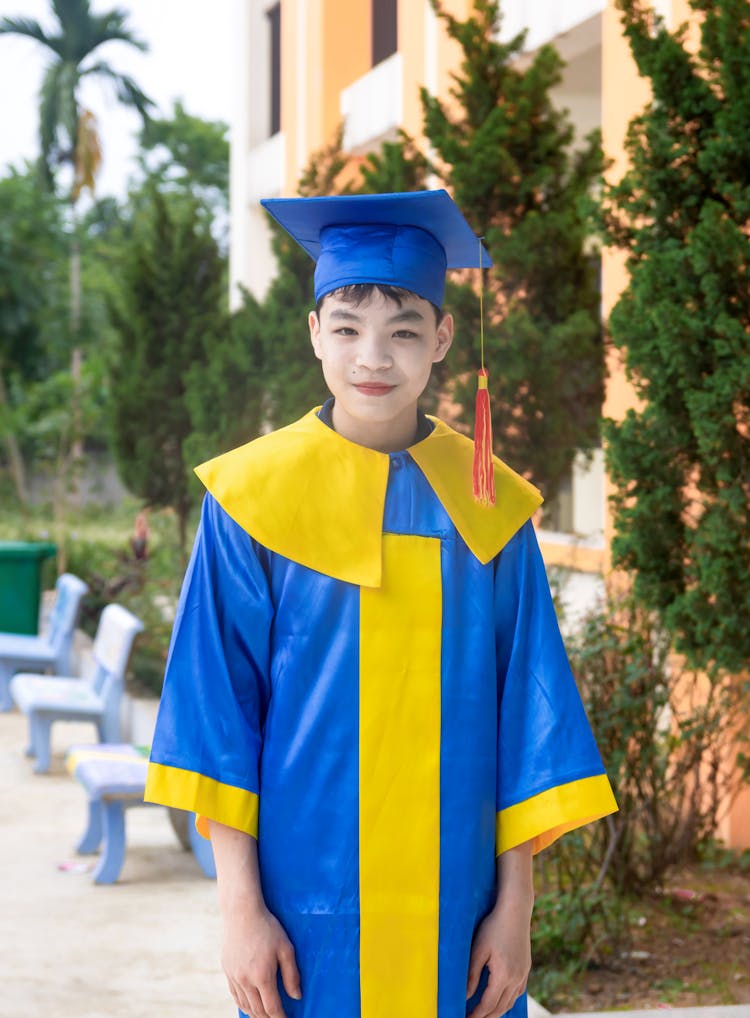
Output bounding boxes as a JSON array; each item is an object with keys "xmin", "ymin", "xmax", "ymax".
[
  {"xmin": 421, "ymin": 0, "xmax": 604, "ymax": 502},
  {"xmin": 601, "ymin": 0, "xmax": 750, "ymax": 675},
  {"xmin": 0, "ymin": 166, "xmax": 68, "ymax": 381},
  {"xmin": 182, "ymin": 291, "xmax": 266, "ymax": 468},
  {"xmin": 358, "ymin": 130, "xmax": 431, "ymax": 195},
  {"xmin": 138, "ymin": 99, "xmax": 229, "ymax": 210},
  {"xmin": 0, "ymin": 166, "xmax": 128, "ymax": 508},
  {"xmin": 109, "ymin": 189, "xmax": 229, "ymax": 551},
  {"xmin": 0, "ymin": 0, "xmax": 152, "ymax": 194}
]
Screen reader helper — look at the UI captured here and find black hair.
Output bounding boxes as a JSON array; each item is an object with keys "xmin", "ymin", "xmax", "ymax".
[{"xmin": 315, "ymin": 283, "xmax": 444, "ymax": 327}]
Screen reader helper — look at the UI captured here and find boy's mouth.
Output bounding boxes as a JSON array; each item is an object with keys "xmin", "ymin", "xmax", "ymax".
[{"xmin": 354, "ymin": 383, "xmax": 396, "ymax": 396}]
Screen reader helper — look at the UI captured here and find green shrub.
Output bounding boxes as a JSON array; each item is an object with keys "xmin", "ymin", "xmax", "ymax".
[
  {"xmin": 64, "ymin": 534, "xmax": 179, "ymax": 697},
  {"xmin": 529, "ymin": 591, "xmax": 749, "ymax": 1000}
]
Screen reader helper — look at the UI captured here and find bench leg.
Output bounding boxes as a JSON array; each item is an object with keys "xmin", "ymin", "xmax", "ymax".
[
  {"xmin": 76, "ymin": 800, "xmax": 103, "ymax": 855},
  {"xmin": 97, "ymin": 710, "xmax": 121, "ymax": 744},
  {"xmin": 30, "ymin": 716, "xmax": 52, "ymax": 774},
  {"xmin": 188, "ymin": 814, "xmax": 216, "ymax": 879},
  {"xmin": 0, "ymin": 665, "xmax": 13, "ymax": 712},
  {"xmin": 92, "ymin": 801, "xmax": 127, "ymax": 885}
]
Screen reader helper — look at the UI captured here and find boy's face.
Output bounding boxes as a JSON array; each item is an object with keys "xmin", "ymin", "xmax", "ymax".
[{"xmin": 309, "ymin": 289, "xmax": 453, "ymax": 451}]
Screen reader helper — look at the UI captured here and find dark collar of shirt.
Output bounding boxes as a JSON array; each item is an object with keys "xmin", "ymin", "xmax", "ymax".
[{"xmin": 317, "ymin": 397, "xmax": 434, "ymax": 447}]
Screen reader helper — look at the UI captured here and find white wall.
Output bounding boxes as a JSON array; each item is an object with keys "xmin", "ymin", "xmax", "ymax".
[
  {"xmin": 341, "ymin": 53, "xmax": 404, "ymax": 153},
  {"xmin": 230, "ymin": 1, "xmax": 284, "ymax": 306},
  {"xmin": 499, "ymin": 0, "xmax": 606, "ymax": 52}
]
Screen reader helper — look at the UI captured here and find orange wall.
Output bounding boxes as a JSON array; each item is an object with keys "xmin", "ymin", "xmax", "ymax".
[
  {"xmin": 279, "ymin": 0, "xmax": 478, "ymax": 194},
  {"xmin": 435, "ymin": 1, "xmax": 475, "ymax": 133},
  {"xmin": 321, "ymin": 0, "xmax": 371, "ymax": 146},
  {"xmin": 601, "ymin": 0, "xmax": 650, "ymax": 560},
  {"xmin": 281, "ymin": 0, "xmax": 371, "ymax": 194},
  {"xmin": 399, "ymin": 0, "xmax": 427, "ymax": 137}
]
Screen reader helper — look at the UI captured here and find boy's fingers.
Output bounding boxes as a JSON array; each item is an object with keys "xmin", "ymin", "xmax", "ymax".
[
  {"xmin": 465, "ymin": 956, "xmax": 484, "ymax": 999},
  {"xmin": 466, "ymin": 968, "xmax": 503, "ymax": 1018},
  {"xmin": 278, "ymin": 942, "xmax": 303, "ymax": 1000},
  {"xmin": 466, "ymin": 942, "xmax": 490, "ymax": 999},
  {"xmin": 257, "ymin": 976, "xmax": 287, "ymax": 1018},
  {"xmin": 227, "ymin": 975, "xmax": 254, "ymax": 1017},
  {"xmin": 246, "ymin": 985, "xmax": 268, "ymax": 1018}
]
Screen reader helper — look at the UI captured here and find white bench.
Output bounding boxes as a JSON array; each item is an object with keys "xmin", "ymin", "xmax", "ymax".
[
  {"xmin": 10, "ymin": 603, "xmax": 143, "ymax": 773},
  {"xmin": 0, "ymin": 573, "xmax": 88, "ymax": 711},
  {"xmin": 66, "ymin": 743, "xmax": 216, "ymax": 884}
]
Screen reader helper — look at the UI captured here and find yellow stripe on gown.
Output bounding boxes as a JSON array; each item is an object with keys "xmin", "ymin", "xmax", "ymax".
[{"xmin": 359, "ymin": 534, "xmax": 443, "ymax": 1018}]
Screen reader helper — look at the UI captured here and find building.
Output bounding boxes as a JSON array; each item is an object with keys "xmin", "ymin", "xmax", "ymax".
[{"xmin": 228, "ymin": 0, "xmax": 749, "ymax": 849}]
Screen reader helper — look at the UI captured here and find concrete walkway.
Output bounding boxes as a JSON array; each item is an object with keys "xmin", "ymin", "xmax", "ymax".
[
  {"xmin": 1, "ymin": 709, "xmax": 227, "ymax": 1018},
  {"xmin": 2, "ymin": 707, "xmax": 749, "ymax": 1018}
]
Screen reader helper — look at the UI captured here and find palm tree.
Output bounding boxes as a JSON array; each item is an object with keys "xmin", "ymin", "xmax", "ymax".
[
  {"xmin": 0, "ymin": 0, "xmax": 153, "ymax": 516},
  {"xmin": 0, "ymin": 0, "xmax": 152, "ymax": 191}
]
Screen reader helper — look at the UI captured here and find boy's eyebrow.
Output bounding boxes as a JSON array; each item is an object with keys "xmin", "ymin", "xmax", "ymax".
[
  {"xmin": 386, "ymin": 308, "xmax": 425, "ymax": 323},
  {"xmin": 327, "ymin": 307, "xmax": 426, "ymax": 323},
  {"xmin": 328, "ymin": 309, "xmax": 363, "ymax": 321}
]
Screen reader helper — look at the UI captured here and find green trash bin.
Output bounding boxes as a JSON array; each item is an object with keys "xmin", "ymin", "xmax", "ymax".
[{"xmin": 0, "ymin": 542, "xmax": 57, "ymax": 635}]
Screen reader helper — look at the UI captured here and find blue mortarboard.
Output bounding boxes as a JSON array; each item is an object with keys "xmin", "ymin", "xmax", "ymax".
[{"xmin": 260, "ymin": 190, "xmax": 492, "ymax": 308}]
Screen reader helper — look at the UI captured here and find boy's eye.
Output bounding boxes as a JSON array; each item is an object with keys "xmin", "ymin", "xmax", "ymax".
[
  {"xmin": 334, "ymin": 327, "xmax": 358, "ymax": 336},
  {"xmin": 394, "ymin": 329, "xmax": 419, "ymax": 339}
]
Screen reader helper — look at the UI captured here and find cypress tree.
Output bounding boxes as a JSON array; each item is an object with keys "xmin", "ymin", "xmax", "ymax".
[
  {"xmin": 109, "ymin": 189, "xmax": 228, "ymax": 552},
  {"xmin": 421, "ymin": 0, "xmax": 604, "ymax": 502},
  {"xmin": 602, "ymin": 0, "xmax": 750, "ymax": 675}
]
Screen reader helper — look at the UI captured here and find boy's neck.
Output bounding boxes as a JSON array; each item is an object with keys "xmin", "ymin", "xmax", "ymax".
[{"xmin": 330, "ymin": 401, "xmax": 420, "ymax": 453}]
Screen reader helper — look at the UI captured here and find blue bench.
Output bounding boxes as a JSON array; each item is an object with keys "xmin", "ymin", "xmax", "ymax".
[
  {"xmin": 11, "ymin": 603, "xmax": 143, "ymax": 773},
  {"xmin": 0, "ymin": 573, "xmax": 88, "ymax": 711},
  {"xmin": 66, "ymin": 743, "xmax": 216, "ymax": 884}
]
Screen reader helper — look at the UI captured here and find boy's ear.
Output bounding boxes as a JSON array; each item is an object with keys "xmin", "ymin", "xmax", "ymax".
[
  {"xmin": 432, "ymin": 312, "xmax": 454, "ymax": 364},
  {"xmin": 309, "ymin": 309, "xmax": 323, "ymax": 360}
]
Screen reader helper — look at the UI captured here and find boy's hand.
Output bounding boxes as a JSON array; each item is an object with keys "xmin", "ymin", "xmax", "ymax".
[
  {"xmin": 465, "ymin": 899, "xmax": 532, "ymax": 1017},
  {"xmin": 221, "ymin": 899, "xmax": 302, "ymax": 1018},
  {"xmin": 207, "ymin": 820, "xmax": 302, "ymax": 1018},
  {"xmin": 466, "ymin": 839, "xmax": 534, "ymax": 1018}
]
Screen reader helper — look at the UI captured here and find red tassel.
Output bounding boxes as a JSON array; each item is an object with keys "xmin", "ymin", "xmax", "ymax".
[{"xmin": 473, "ymin": 368, "xmax": 495, "ymax": 505}]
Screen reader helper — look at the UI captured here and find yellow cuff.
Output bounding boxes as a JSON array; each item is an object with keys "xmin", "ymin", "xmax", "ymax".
[
  {"xmin": 144, "ymin": 762, "xmax": 259, "ymax": 840},
  {"xmin": 496, "ymin": 773, "xmax": 617, "ymax": 855}
]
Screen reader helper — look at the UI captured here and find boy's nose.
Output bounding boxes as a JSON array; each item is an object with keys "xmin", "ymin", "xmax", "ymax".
[{"xmin": 356, "ymin": 338, "xmax": 393, "ymax": 371}]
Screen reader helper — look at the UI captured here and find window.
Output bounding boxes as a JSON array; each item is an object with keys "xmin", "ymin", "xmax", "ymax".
[
  {"xmin": 372, "ymin": 0, "xmax": 397, "ymax": 67},
  {"xmin": 267, "ymin": 2, "xmax": 281, "ymax": 136}
]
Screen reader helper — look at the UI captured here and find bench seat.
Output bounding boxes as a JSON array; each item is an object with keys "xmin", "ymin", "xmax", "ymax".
[{"xmin": 66, "ymin": 743, "xmax": 216, "ymax": 884}]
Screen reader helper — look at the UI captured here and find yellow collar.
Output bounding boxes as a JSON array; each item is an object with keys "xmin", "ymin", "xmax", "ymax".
[{"xmin": 195, "ymin": 409, "xmax": 542, "ymax": 588}]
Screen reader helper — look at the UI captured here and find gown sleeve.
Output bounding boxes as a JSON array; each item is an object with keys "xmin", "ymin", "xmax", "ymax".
[
  {"xmin": 493, "ymin": 520, "xmax": 617, "ymax": 855},
  {"xmin": 144, "ymin": 493, "xmax": 273, "ymax": 839}
]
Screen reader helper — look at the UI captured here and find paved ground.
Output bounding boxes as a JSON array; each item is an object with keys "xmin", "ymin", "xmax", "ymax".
[
  {"xmin": 3, "ymin": 707, "xmax": 749, "ymax": 1018},
  {"xmin": 0, "ymin": 709, "xmax": 228, "ymax": 1018}
]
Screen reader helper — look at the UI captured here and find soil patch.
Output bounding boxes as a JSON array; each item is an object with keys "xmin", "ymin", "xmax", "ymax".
[{"xmin": 541, "ymin": 865, "xmax": 750, "ymax": 1012}]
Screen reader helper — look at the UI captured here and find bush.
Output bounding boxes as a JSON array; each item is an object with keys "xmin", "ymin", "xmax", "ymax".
[
  {"xmin": 570, "ymin": 596, "xmax": 747, "ymax": 893},
  {"xmin": 62, "ymin": 522, "xmax": 184, "ymax": 697},
  {"xmin": 529, "ymin": 592, "xmax": 749, "ymax": 1001}
]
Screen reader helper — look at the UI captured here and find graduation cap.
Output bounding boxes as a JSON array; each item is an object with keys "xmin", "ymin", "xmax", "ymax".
[
  {"xmin": 260, "ymin": 189, "xmax": 492, "ymax": 309},
  {"xmin": 260, "ymin": 189, "xmax": 497, "ymax": 504}
]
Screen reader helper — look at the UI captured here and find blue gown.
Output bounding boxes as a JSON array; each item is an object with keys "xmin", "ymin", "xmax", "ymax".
[{"xmin": 145, "ymin": 408, "xmax": 616, "ymax": 1018}]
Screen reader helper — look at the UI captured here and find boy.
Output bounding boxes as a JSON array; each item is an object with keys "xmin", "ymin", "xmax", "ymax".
[{"xmin": 145, "ymin": 190, "xmax": 617, "ymax": 1018}]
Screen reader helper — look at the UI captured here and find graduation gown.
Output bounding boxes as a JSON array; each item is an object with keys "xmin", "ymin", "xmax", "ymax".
[{"xmin": 145, "ymin": 408, "xmax": 617, "ymax": 1018}]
